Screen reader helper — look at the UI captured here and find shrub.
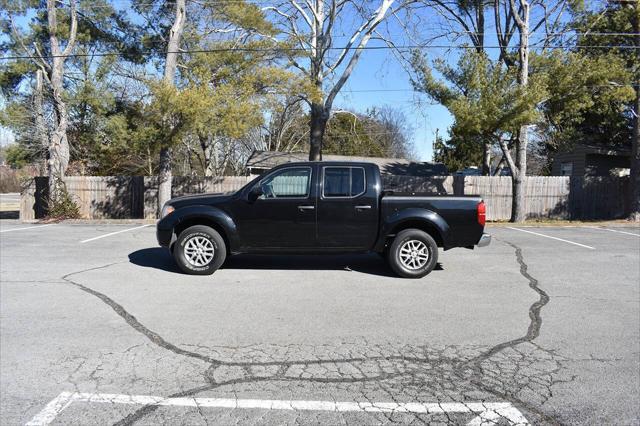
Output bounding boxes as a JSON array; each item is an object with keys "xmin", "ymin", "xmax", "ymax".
[{"xmin": 46, "ymin": 181, "xmax": 81, "ymax": 219}]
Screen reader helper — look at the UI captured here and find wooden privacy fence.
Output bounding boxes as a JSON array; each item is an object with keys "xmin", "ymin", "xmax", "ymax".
[
  {"xmin": 21, "ymin": 175, "xmax": 629, "ymax": 221},
  {"xmin": 384, "ymin": 175, "xmax": 630, "ymax": 221},
  {"xmin": 21, "ymin": 176, "xmax": 253, "ymax": 220}
]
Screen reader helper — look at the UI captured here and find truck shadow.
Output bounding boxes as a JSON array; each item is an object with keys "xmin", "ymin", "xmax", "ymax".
[
  {"xmin": 128, "ymin": 248, "xmax": 443, "ymax": 278},
  {"xmin": 128, "ymin": 248, "xmax": 182, "ymax": 273}
]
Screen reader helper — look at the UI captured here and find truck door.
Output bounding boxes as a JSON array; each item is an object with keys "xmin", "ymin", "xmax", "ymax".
[
  {"xmin": 317, "ymin": 166, "xmax": 378, "ymax": 249},
  {"xmin": 235, "ymin": 165, "xmax": 317, "ymax": 249}
]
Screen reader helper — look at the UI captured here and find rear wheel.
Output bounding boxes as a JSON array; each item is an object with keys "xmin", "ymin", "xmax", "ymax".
[
  {"xmin": 174, "ymin": 225, "xmax": 226, "ymax": 275},
  {"xmin": 388, "ymin": 229, "xmax": 438, "ymax": 278}
]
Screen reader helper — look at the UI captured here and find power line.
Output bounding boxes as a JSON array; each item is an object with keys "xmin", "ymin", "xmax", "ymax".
[
  {"xmin": 445, "ymin": 31, "xmax": 640, "ymax": 37},
  {"xmin": 1, "ymin": 0, "xmax": 275, "ymax": 12},
  {"xmin": 2, "ymin": 0, "xmax": 619, "ymax": 10},
  {"xmin": 2, "ymin": 43, "xmax": 639, "ymax": 61}
]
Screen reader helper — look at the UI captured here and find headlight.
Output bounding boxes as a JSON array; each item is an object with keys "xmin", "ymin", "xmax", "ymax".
[{"xmin": 161, "ymin": 203, "xmax": 175, "ymax": 219}]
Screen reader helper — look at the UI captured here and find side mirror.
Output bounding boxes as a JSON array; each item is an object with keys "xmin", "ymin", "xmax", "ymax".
[{"xmin": 248, "ymin": 186, "xmax": 263, "ymax": 202}]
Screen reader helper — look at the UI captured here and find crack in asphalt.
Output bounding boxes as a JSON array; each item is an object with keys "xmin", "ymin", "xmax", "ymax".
[
  {"xmin": 62, "ymin": 262, "xmax": 219, "ymax": 365},
  {"xmin": 59, "ymin": 240, "xmax": 563, "ymax": 425},
  {"xmin": 451, "ymin": 238, "xmax": 557, "ymax": 425},
  {"xmin": 465, "ymin": 240, "xmax": 549, "ymax": 364}
]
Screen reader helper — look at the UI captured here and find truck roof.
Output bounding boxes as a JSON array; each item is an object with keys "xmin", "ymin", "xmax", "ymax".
[{"xmin": 276, "ymin": 161, "xmax": 379, "ymax": 168}]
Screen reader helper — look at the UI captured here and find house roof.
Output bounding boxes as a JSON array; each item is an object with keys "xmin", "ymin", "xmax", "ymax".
[
  {"xmin": 561, "ymin": 143, "xmax": 631, "ymax": 156},
  {"xmin": 245, "ymin": 150, "xmax": 448, "ymax": 176}
]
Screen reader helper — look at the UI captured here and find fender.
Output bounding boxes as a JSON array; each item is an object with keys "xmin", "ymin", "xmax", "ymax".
[
  {"xmin": 374, "ymin": 208, "xmax": 450, "ymax": 251},
  {"xmin": 157, "ymin": 205, "xmax": 240, "ymax": 251}
]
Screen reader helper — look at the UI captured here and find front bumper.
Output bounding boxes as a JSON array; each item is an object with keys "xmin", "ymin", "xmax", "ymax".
[
  {"xmin": 477, "ymin": 233, "xmax": 491, "ymax": 247},
  {"xmin": 156, "ymin": 224, "xmax": 173, "ymax": 247}
]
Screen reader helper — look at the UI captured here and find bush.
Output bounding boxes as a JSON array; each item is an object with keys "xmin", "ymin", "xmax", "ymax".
[{"xmin": 46, "ymin": 181, "xmax": 81, "ymax": 219}]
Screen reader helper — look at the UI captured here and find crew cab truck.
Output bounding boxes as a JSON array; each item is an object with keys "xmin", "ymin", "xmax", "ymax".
[{"xmin": 156, "ymin": 161, "xmax": 491, "ymax": 278}]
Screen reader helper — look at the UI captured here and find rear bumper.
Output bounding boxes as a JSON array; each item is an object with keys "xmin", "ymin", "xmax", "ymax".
[{"xmin": 477, "ymin": 233, "xmax": 491, "ymax": 247}]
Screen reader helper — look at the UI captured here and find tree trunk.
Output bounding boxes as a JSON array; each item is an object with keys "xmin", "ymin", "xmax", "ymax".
[
  {"xmin": 629, "ymin": 83, "xmax": 640, "ymax": 221},
  {"xmin": 511, "ymin": 173, "xmax": 527, "ymax": 222},
  {"xmin": 157, "ymin": 148, "xmax": 173, "ymax": 214},
  {"xmin": 199, "ymin": 134, "xmax": 214, "ymax": 177},
  {"xmin": 628, "ymin": 2, "xmax": 640, "ymax": 221},
  {"xmin": 493, "ymin": 154, "xmax": 506, "ymax": 176},
  {"xmin": 157, "ymin": 0, "xmax": 186, "ymax": 214},
  {"xmin": 49, "ymin": 60, "xmax": 70, "ymax": 199},
  {"xmin": 482, "ymin": 141, "xmax": 491, "ymax": 175},
  {"xmin": 509, "ymin": 0, "xmax": 529, "ymax": 223},
  {"xmin": 34, "ymin": 69, "xmax": 48, "ymax": 176},
  {"xmin": 46, "ymin": 0, "xmax": 76, "ymax": 202},
  {"xmin": 158, "ymin": 147, "xmax": 172, "ymax": 210},
  {"xmin": 309, "ymin": 103, "xmax": 328, "ymax": 161},
  {"xmin": 511, "ymin": 127, "xmax": 528, "ymax": 222}
]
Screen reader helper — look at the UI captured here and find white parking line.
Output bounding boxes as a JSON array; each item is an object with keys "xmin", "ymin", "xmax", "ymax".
[
  {"xmin": 26, "ymin": 392, "xmax": 530, "ymax": 426},
  {"xmin": 0, "ymin": 224, "xmax": 54, "ymax": 234},
  {"xmin": 80, "ymin": 224, "xmax": 151, "ymax": 243},
  {"xmin": 585, "ymin": 226, "xmax": 640, "ymax": 237},
  {"xmin": 506, "ymin": 227, "xmax": 595, "ymax": 250}
]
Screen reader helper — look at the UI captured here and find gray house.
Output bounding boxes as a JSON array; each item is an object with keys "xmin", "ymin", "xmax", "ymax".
[
  {"xmin": 245, "ymin": 150, "xmax": 448, "ymax": 176},
  {"xmin": 552, "ymin": 143, "xmax": 631, "ymax": 177}
]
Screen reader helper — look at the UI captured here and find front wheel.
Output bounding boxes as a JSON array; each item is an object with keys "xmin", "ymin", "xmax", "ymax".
[
  {"xmin": 174, "ymin": 225, "xmax": 226, "ymax": 275},
  {"xmin": 387, "ymin": 229, "xmax": 438, "ymax": 278}
]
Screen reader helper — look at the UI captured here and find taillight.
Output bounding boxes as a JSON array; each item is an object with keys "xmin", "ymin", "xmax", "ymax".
[{"xmin": 477, "ymin": 201, "xmax": 486, "ymax": 226}]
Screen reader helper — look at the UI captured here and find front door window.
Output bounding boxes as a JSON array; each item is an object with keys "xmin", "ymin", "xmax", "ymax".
[{"xmin": 259, "ymin": 167, "xmax": 311, "ymax": 199}]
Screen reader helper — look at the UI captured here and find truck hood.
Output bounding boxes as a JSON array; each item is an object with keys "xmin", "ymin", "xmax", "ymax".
[{"xmin": 168, "ymin": 192, "xmax": 235, "ymax": 208}]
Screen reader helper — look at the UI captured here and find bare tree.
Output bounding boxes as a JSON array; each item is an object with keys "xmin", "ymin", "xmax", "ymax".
[
  {"xmin": 158, "ymin": 0, "xmax": 186, "ymax": 214},
  {"xmin": 44, "ymin": 0, "xmax": 78, "ymax": 200},
  {"xmin": 260, "ymin": 98, "xmax": 308, "ymax": 153},
  {"xmin": 493, "ymin": 0, "xmax": 570, "ymax": 221},
  {"xmin": 494, "ymin": 0, "xmax": 530, "ymax": 222},
  {"xmin": 367, "ymin": 106, "xmax": 415, "ymax": 158},
  {"xmin": 628, "ymin": 0, "xmax": 640, "ymax": 221},
  {"xmin": 265, "ymin": 0, "xmax": 404, "ymax": 160},
  {"xmin": 10, "ymin": 0, "xmax": 78, "ymax": 199}
]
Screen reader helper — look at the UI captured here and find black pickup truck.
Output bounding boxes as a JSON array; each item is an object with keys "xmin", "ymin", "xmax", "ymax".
[{"xmin": 157, "ymin": 161, "xmax": 490, "ymax": 278}]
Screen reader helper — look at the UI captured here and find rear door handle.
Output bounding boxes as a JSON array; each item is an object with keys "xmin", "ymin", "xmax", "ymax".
[
  {"xmin": 355, "ymin": 205, "xmax": 372, "ymax": 210},
  {"xmin": 298, "ymin": 205, "xmax": 315, "ymax": 211}
]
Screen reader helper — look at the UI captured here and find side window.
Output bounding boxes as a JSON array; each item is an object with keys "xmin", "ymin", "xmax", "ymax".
[
  {"xmin": 323, "ymin": 167, "xmax": 366, "ymax": 198},
  {"xmin": 259, "ymin": 167, "xmax": 311, "ymax": 199}
]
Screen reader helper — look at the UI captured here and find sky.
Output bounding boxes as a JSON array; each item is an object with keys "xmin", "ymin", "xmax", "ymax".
[
  {"xmin": 332, "ymin": 49, "xmax": 453, "ymax": 162},
  {"xmin": 2, "ymin": 0, "xmax": 584, "ymax": 162},
  {"xmin": 303, "ymin": 4, "xmax": 461, "ymax": 162},
  {"xmin": 0, "ymin": 0, "xmax": 462, "ymax": 161}
]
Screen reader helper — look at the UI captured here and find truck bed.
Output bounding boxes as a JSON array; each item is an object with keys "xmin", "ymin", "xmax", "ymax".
[{"xmin": 380, "ymin": 194, "xmax": 484, "ymax": 249}]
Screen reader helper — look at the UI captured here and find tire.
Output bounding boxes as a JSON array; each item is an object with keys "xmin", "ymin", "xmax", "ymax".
[
  {"xmin": 387, "ymin": 229, "xmax": 438, "ymax": 278},
  {"xmin": 173, "ymin": 225, "xmax": 226, "ymax": 275}
]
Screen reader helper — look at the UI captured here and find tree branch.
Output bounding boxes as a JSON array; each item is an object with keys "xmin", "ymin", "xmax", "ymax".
[
  {"xmin": 61, "ymin": 0, "xmax": 78, "ymax": 57},
  {"xmin": 498, "ymin": 136, "xmax": 519, "ymax": 177},
  {"xmin": 325, "ymin": 0, "xmax": 396, "ymax": 109}
]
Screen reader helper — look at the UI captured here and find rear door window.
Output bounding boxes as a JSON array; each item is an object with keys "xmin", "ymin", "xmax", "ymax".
[{"xmin": 323, "ymin": 167, "xmax": 365, "ymax": 198}]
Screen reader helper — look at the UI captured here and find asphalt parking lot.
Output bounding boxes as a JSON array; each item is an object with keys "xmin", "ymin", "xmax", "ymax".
[{"xmin": 1, "ymin": 221, "xmax": 638, "ymax": 425}]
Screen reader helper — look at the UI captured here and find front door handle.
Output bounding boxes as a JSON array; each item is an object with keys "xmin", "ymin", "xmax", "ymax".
[
  {"xmin": 298, "ymin": 205, "xmax": 315, "ymax": 211},
  {"xmin": 355, "ymin": 205, "xmax": 372, "ymax": 210}
]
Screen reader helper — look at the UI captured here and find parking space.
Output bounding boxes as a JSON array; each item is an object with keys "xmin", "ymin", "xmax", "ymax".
[
  {"xmin": 502, "ymin": 225, "xmax": 639, "ymax": 251},
  {"xmin": 1, "ymin": 222, "xmax": 639, "ymax": 425}
]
